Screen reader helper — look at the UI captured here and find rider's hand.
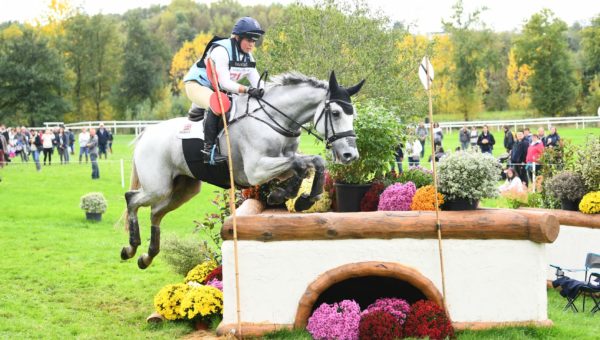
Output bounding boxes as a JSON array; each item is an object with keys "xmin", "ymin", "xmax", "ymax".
[{"xmin": 247, "ymin": 87, "xmax": 264, "ymax": 99}]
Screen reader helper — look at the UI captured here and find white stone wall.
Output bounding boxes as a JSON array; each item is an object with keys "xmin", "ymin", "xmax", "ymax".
[
  {"xmin": 221, "ymin": 238, "xmax": 548, "ymax": 325},
  {"xmin": 546, "ymin": 225, "xmax": 600, "ymax": 282}
]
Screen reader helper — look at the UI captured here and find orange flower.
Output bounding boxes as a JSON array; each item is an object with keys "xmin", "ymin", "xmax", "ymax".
[{"xmin": 410, "ymin": 185, "xmax": 444, "ymax": 211}]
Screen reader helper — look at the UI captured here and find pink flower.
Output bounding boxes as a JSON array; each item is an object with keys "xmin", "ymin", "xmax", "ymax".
[
  {"xmin": 206, "ymin": 278, "xmax": 223, "ymax": 291},
  {"xmin": 307, "ymin": 300, "xmax": 361, "ymax": 340},
  {"xmin": 361, "ymin": 298, "xmax": 411, "ymax": 325},
  {"xmin": 377, "ymin": 182, "xmax": 417, "ymax": 211}
]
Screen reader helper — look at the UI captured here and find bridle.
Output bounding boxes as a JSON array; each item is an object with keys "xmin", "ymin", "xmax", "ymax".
[{"xmin": 242, "ymin": 90, "xmax": 356, "ymax": 150}]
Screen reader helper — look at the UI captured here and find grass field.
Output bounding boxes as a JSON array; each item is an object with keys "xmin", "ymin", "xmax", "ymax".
[{"xmin": 0, "ymin": 126, "xmax": 599, "ymax": 339}]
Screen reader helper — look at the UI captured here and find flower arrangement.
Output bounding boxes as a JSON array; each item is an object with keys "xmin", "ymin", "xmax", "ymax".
[
  {"xmin": 180, "ymin": 285, "xmax": 223, "ymax": 321},
  {"xmin": 377, "ymin": 182, "xmax": 417, "ymax": 211},
  {"xmin": 437, "ymin": 150, "xmax": 501, "ymax": 202},
  {"xmin": 286, "ymin": 169, "xmax": 332, "ymax": 213},
  {"xmin": 185, "ymin": 260, "xmax": 219, "ymax": 284},
  {"xmin": 579, "ymin": 191, "xmax": 600, "ymax": 214},
  {"xmin": 79, "ymin": 192, "xmax": 108, "ymax": 213},
  {"xmin": 324, "ymin": 171, "xmax": 337, "ymax": 211},
  {"xmin": 306, "ymin": 300, "xmax": 361, "ymax": 340},
  {"xmin": 500, "ymin": 185, "xmax": 529, "ymax": 209},
  {"xmin": 410, "ymin": 185, "xmax": 445, "ymax": 211},
  {"xmin": 358, "ymin": 310, "xmax": 403, "ymax": 340},
  {"xmin": 206, "ymin": 278, "xmax": 223, "ymax": 291},
  {"xmin": 396, "ymin": 166, "xmax": 434, "ymax": 189},
  {"xmin": 403, "ymin": 300, "xmax": 454, "ymax": 340},
  {"xmin": 360, "ymin": 182, "xmax": 386, "ymax": 211},
  {"xmin": 203, "ymin": 266, "xmax": 222, "ymax": 284},
  {"xmin": 361, "ymin": 298, "xmax": 410, "ymax": 325},
  {"xmin": 153, "ymin": 283, "xmax": 191, "ymax": 320},
  {"xmin": 545, "ymin": 171, "xmax": 588, "ymax": 202}
]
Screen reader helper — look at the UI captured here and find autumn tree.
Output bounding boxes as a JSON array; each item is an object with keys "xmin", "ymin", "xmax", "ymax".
[
  {"xmin": 515, "ymin": 10, "xmax": 578, "ymax": 116},
  {"xmin": 506, "ymin": 48, "xmax": 532, "ymax": 110},
  {"xmin": 169, "ymin": 33, "xmax": 212, "ymax": 94}
]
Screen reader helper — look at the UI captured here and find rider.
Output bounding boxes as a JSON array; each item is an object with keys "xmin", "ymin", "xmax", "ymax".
[{"xmin": 183, "ymin": 16, "xmax": 265, "ymax": 163}]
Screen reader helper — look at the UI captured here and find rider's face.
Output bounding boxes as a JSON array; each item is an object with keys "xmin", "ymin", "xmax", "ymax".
[{"xmin": 240, "ymin": 37, "xmax": 256, "ymax": 53}]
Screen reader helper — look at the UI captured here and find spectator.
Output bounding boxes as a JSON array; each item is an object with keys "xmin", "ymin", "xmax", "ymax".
[
  {"xmin": 406, "ymin": 138, "xmax": 422, "ymax": 167},
  {"xmin": 503, "ymin": 125, "xmax": 515, "ymax": 153},
  {"xmin": 526, "ymin": 134, "xmax": 544, "ymax": 183},
  {"xmin": 428, "ymin": 146, "xmax": 446, "ymax": 163},
  {"xmin": 392, "ymin": 142, "xmax": 404, "ymax": 174},
  {"xmin": 107, "ymin": 128, "xmax": 114, "ymax": 154},
  {"xmin": 510, "ymin": 130, "xmax": 529, "ymax": 186},
  {"xmin": 459, "ymin": 126, "xmax": 470, "ymax": 150},
  {"xmin": 546, "ymin": 126, "xmax": 561, "ymax": 148},
  {"xmin": 87, "ymin": 128, "xmax": 100, "ymax": 179},
  {"xmin": 79, "ymin": 128, "xmax": 90, "ymax": 163},
  {"xmin": 30, "ymin": 129, "xmax": 42, "ymax": 171},
  {"xmin": 477, "ymin": 125, "xmax": 495, "ymax": 154},
  {"xmin": 14, "ymin": 127, "xmax": 29, "ymax": 162},
  {"xmin": 432, "ymin": 122, "xmax": 443, "ymax": 147},
  {"xmin": 537, "ymin": 127, "xmax": 547, "ymax": 146},
  {"xmin": 42, "ymin": 129, "xmax": 54, "ymax": 165},
  {"xmin": 523, "ymin": 127, "xmax": 532, "ymax": 144},
  {"xmin": 499, "ymin": 167, "xmax": 525, "ymax": 194},
  {"xmin": 416, "ymin": 122, "xmax": 427, "ymax": 158},
  {"xmin": 469, "ymin": 126, "xmax": 478, "ymax": 148},
  {"xmin": 97, "ymin": 123, "xmax": 109, "ymax": 159},
  {"xmin": 0, "ymin": 124, "xmax": 7, "ymax": 167},
  {"xmin": 67, "ymin": 128, "xmax": 75, "ymax": 155}
]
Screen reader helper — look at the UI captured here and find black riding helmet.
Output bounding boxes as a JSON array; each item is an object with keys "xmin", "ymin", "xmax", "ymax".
[{"xmin": 232, "ymin": 17, "xmax": 265, "ymax": 41}]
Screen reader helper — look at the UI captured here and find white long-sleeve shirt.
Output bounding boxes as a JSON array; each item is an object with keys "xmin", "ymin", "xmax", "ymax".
[{"xmin": 209, "ymin": 46, "xmax": 260, "ymax": 93}]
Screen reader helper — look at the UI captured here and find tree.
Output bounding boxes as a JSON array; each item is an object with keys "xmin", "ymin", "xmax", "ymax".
[
  {"xmin": 515, "ymin": 10, "xmax": 578, "ymax": 116},
  {"xmin": 581, "ymin": 14, "xmax": 600, "ymax": 113},
  {"xmin": 0, "ymin": 26, "xmax": 69, "ymax": 126},
  {"xmin": 169, "ymin": 33, "xmax": 212, "ymax": 95},
  {"xmin": 257, "ymin": 0, "xmax": 425, "ymax": 116},
  {"xmin": 506, "ymin": 48, "xmax": 532, "ymax": 110},
  {"xmin": 116, "ymin": 13, "xmax": 169, "ymax": 118},
  {"xmin": 442, "ymin": 0, "xmax": 493, "ymax": 120}
]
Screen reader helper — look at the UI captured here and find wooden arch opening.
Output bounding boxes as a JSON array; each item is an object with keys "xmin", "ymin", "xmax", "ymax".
[{"xmin": 294, "ymin": 261, "xmax": 445, "ymax": 329}]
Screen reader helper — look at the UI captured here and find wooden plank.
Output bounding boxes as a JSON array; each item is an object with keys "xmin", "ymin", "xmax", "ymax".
[
  {"xmin": 520, "ymin": 208, "xmax": 600, "ymax": 229},
  {"xmin": 221, "ymin": 209, "xmax": 559, "ymax": 243}
]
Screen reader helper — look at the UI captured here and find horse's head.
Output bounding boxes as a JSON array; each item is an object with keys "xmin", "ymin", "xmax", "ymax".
[{"xmin": 314, "ymin": 71, "xmax": 365, "ymax": 164}]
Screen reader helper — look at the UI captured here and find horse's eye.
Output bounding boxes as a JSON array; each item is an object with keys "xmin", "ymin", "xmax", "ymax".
[{"xmin": 332, "ymin": 110, "xmax": 341, "ymax": 117}]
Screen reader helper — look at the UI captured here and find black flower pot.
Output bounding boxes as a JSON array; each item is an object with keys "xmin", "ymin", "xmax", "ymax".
[
  {"xmin": 560, "ymin": 198, "xmax": 581, "ymax": 211},
  {"xmin": 335, "ymin": 182, "xmax": 372, "ymax": 212},
  {"xmin": 86, "ymin": 212, "xmax": 102, "ymax": 221},
  {"xmin": 442, "ymin": 198, "xmax": 479, "ymax": 211}
]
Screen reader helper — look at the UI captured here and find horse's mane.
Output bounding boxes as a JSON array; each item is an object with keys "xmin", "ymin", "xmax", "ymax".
[{"xmin": 268, "ymin": 72, "xmax": 328, "ymax": 90}]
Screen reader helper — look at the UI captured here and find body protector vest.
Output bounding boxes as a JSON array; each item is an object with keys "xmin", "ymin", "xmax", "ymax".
[{"xmin": 183, "ymin": 37, "xmax": 256, "ymax": 90}]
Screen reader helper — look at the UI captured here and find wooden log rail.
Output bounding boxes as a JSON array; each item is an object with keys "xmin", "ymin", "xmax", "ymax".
[
  {"xmin": 519, "ymin": 208, "xmax": 600, "ymax": 229},
  {"xmin": 223, "ymin": 199, "xmax": 559, "ymax": 243}
]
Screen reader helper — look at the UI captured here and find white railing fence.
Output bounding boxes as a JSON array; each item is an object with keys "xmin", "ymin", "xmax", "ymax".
[{"xmin": 43, "ymin": 115, "xmax": 600, "ymax": 135}]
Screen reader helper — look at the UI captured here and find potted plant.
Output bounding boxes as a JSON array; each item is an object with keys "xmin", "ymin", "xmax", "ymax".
[
  {"xmin": 437, "ymin": 150, "xmax": 501, "ymax": 210},
  {"xmin": 80, "ymin": 192, "xmax": 107, "ymax": 221},
  {"xmin": 545, "ymin": 171, "xmax": 588, "ymax": 211},
  {"xmin": 327, "ymin": 101, "xmax": 404, "ymax": 212}
]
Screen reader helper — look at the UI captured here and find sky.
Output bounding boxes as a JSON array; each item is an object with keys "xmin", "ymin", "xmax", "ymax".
[{"xmin": 1, "ymin": 0, "xmax": 599, "ymax": 33}]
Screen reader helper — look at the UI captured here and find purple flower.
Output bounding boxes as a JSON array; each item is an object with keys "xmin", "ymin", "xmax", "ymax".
[
  {"xmin": 361, "ymin": 298, "xmax": 411, "ymax": 325},
  {"xmin": 206, "ymin": 278, "xmax": 223, "ymax": 291},
  {"xmin": 307, "ymin": 300, "xmax": 361, "ymax": 340},
  {"xmin": 377, "ymin": 182, "xmax": 417, "ymax": 211}
]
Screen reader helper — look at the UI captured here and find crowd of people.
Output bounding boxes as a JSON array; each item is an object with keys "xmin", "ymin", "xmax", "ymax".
[
  {"xmin": 393, "ymin": 121, "xmax": 562, "ymax": 193},
  {"xmin": 0, "ymin": 123, "xmax": 113, "ymax": 179}
]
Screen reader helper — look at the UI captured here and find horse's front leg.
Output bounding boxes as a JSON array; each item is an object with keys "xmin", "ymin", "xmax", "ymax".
[
  {"xmin": 293, "ymin": 155, "xmax": 326, "ymax": 212},
  {"xmin": 244, "ymin": 155, "xmax": 309, "ymax": 205}
]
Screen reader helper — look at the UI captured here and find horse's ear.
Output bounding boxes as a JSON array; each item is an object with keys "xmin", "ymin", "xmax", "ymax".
[
  {"xmin": 329, "ymin": 71, "xmax": 338, "ymax": 90},
  {"xmin": 346, "ymin": 79, "xmax": 366, "ymax": 97}
]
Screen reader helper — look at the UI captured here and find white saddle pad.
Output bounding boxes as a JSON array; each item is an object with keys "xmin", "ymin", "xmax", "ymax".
[{"xmin": 176, "ymin": 121, "xmax": 204, "ymax": 140}]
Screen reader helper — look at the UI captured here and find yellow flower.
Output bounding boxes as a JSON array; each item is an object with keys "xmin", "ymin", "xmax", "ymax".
[
  {"xmin": 286, "ymin": 170, "xmax": 331, "ymax": 213},
  {"xmin": 181, "ymin": 285, "xmax": 224, "ymax": 320},
  {"xmin": 185, "ymin": 260, "xmax": 218, "ymax": 284},
  {"xmin": 153, "ymin": 283, "xmax": 191, "ymax": 320},
  {"xmin": 579, "ymin": 191, "xmax": 600, "ymax": 214}
]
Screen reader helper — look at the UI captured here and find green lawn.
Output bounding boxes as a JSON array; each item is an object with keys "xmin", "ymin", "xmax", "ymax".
[{"xmin": 0, "ymin": 127, "xmax": 599, "ymax": 339}]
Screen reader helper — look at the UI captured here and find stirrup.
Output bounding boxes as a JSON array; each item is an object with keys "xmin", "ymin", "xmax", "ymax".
[{"xmin": 203, "ymin": 145, "xmax": 226, "ymax": 165}]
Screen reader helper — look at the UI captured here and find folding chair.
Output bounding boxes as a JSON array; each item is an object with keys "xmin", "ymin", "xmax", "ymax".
[{"xmin": 550, "ymin": 253, "xmax": 600, "ymax": 313}]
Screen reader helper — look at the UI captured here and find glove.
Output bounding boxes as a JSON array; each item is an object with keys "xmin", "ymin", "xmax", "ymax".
[{"xmin": 247, "ymin": 87, "xmax": 264, "ymax": 99}]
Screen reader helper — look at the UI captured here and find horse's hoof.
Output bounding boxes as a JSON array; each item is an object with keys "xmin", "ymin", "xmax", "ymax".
[
  {"xmin": 294, "ymin": 195, "xmax": 316, "ymax": 212},
  {"xmin": 267, "ymin": 188, "xmax": 287, "ymax": 205},
  {"xmin": 137, "ymin": 255, "xmax": 151, "ymax": 269},
  {"xmin": 121, "ymin": 247, "xmax": 134, "ymax": 260}
]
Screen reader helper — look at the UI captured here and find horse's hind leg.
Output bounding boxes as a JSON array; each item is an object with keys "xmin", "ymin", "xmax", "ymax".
[
  {"xmin": 138, "ymin": 177, "xmax": 200, "ymax": 269},
  {"xmin": 121, "ymin": 189, "xmax": 156, "ymax": 260}
]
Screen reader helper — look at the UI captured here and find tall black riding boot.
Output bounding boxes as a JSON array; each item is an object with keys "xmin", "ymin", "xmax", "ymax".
[{"xmin": 202, "ymin": 109, "xmax": 227, "ymax": 164}]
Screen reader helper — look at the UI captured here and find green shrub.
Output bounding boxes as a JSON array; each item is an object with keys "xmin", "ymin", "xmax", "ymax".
[
  {"xmin": 546, "ymin": 171, "xmax": 588, "ymax": 202},
  {"xmin": 79, "ymin": 192, "xmax": 107, "ymax": 213},
  {"xmin": 437, "ymin": 150, "xmax": 501, "ymax": 201},
  {"xmin": 161, "ymin": 235, "xmax": 217, "ymax": 276},
  {"xmin": 575, "ymin": 135, "xmax": 600, "ymax": 191}
]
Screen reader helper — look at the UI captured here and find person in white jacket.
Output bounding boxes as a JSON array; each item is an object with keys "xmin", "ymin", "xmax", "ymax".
[
  {"xmin": 407, "ymin": 138, "xmax": 422, "ymax": 167},
  {"xmin": 499, "ymin": 167, "xmax": 525, "ymax": 193}
]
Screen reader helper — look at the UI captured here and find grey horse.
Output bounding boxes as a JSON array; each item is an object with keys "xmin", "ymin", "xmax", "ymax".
[{"xmin": 121, "ymin": 71, "xmax": 365, "ymax": 269}]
